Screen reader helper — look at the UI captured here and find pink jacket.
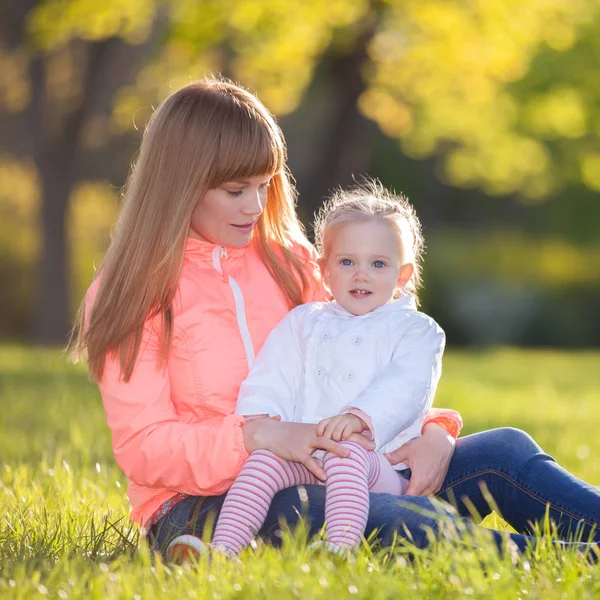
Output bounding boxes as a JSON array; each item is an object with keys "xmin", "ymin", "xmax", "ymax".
[{"xmin": 89, "ymin": 237, "xmax": 461, "ymax": 526}]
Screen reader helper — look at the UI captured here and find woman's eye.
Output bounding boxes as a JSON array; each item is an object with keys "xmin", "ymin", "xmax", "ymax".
[
  {"xmin": 226, "ymin": 190, "xmax": 244, "ymax": 197},
  {"xmin": 372, "ymin": 260, "xmax": 386, "ymax": 268},
  {"xmin": 340, "ymin": 259, "xmax": 353, "ymax": 266}
]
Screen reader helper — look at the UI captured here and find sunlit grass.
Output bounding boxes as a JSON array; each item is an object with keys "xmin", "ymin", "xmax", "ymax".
[{"xmin": 1, "ymin": 346, "xmax": 599, "ymax": 599}]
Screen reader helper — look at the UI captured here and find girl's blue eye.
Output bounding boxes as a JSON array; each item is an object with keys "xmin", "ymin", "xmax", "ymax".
[
  {"xmin": 372, "ymin": 260, "xmax": 386, "ymax": 268},
  {"xmin": 227, "ymin": 190, "xmax": 244, "ymax": 197},
  {"xmin": 340, "ymin": 259, "xmax": 353, "ymax": 266}
]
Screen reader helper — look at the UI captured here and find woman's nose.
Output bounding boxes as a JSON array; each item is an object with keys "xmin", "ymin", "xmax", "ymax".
[{"xmin": 242, "ymin": 190, "xmax": 265, "ymax": 216}]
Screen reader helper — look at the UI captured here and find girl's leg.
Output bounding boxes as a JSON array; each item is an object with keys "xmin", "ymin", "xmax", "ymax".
[
  {"xmin": 316, "ymin": 444, "xmax": 407, "ymax": 549},
  {"xmin": 437, "ymin": 427, "xmax": 600, "ymax": 542},
  {"xmin": 321, "ymin": 442, "xmax": 376, "ymax": 549},
  {"xmin": 369, "ymin": 452, "xmax": 410, "ymax": 495},
  {"xmin": 212, "ymin": 449, "xmax": 319, "ymax": 555}
]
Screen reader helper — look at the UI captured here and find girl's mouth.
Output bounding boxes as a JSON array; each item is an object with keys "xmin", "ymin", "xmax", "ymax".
[{"xmin": 350, "ymin": 289, "xmax": 372, "ymax": 299}]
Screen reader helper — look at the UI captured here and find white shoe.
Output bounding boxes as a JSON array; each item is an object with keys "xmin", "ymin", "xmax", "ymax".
[
  {"xmin": 165, "ymin": 534, "xmax": 208, "ymax": 563},
  {"xmin": 307, "ymin": 541, "xmax": 351, "ymax": 556}
]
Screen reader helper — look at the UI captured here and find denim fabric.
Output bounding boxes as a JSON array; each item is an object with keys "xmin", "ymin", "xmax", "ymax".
[{"xmin": 148, "ymin": 428, "xmax": 600, "ymax": 557}]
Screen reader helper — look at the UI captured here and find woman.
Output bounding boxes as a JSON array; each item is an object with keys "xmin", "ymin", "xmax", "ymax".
[{"xmin": 73, "ymin": 78, "xmax": 600, "ymax": 560}]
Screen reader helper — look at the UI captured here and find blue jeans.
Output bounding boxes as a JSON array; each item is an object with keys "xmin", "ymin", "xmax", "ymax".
[{"xmin": 148, "ymin": 428, "xmax": 600, "ymax": 556}]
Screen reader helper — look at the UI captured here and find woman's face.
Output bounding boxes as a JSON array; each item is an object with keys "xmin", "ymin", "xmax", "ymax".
[{"xmin": 189, "ymin": 174, "xmax": 272, "ymax": 248}]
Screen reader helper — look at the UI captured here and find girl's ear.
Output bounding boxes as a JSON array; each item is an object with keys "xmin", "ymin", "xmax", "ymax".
[{"xmin": 397, "ymin": 263, "xmax": 414, "ymax": 288}]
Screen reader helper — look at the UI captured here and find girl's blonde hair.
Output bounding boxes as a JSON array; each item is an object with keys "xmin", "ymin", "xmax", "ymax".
[
  {"xmin": 72, "ymin": 78, "xmax": 313, "ymax": 382},
  {"xmin": 314, "ymin": 179, "xmax": 425, "ymax": 300}
]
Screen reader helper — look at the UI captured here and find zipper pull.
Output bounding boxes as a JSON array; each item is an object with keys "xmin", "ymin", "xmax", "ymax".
[{"xmin": 220, "ymin": 247, "xmax": 229, "ymax": 282}]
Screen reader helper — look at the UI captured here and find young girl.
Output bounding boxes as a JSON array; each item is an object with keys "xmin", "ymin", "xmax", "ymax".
[{"xmin": 203, "ymin": 181, "xmax": 446, "ymax": 556}]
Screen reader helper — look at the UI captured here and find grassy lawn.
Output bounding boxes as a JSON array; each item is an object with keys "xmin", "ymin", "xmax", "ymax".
[{"xmin": 1, "ymin": 346, "xmax": 599, "ymax": 598}]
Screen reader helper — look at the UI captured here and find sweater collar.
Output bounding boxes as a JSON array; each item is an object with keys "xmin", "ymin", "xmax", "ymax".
[{"xmin": 326, "ymin": 294, "xmax": 417, "ymax": 319}]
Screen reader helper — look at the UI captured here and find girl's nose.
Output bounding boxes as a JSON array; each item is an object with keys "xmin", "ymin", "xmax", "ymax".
[{"xmin": 353, "ymin": 269, "xmax": 369, "ymax": 282}]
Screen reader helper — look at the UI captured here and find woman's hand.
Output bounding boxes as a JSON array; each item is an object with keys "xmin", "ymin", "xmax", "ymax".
[
  {"xmin": 243, "ymin": 417, "xmax": 374, "ymax": 481},
  {"xmin": 385, "ymin": 422, "xmax": 455, "ymax": 496}
]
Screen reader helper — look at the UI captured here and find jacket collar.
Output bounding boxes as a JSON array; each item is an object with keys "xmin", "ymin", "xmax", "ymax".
[
  {"xmin": 326, "ymin": 294, "xmax": 417, "ymax": 319},
  {"xmin": 184, "ymin": 236, "xmax": 248, "ymax": 264}
]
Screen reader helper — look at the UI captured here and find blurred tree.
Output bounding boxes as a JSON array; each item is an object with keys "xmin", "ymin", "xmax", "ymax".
[
  {"xmin": 1, "ymin": 0, "xmax": 163, "ymax": 342},
  {"xmin": 362, "ymin": 0, "xmax": 600, "ymax": 200},
  {"xmin": 1, "ymin": 0, "xmax": 600, "ymax": 343}
]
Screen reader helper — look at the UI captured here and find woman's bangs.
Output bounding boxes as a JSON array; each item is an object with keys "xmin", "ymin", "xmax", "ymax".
[{"xmin": 209, "ymin": 115, "xmax": 284, "ymax": 186}]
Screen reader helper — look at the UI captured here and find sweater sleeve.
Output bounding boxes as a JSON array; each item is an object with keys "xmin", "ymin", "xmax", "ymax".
[
  {"xmin": 235, "ymin": 308, "xmax": 304, "ymax": 421},
  {"xmin": 98, "ymin": 322, "xmax": 248, "ymax": 497},
  {"xmin": 345, "ymin": 314, "xmax": 446, "ymax": 449}
]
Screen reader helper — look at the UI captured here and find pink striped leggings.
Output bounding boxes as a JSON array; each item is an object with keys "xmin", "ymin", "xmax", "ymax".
[{"xmin": 212, "ymin": 442, "xmax": 409, "ymax": 554}]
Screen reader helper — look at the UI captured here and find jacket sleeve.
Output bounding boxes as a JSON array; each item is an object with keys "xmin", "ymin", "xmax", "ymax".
[
  {"xmin": 422, "ymin": 407, "xmax": 463, "ymax": 438},
  {"xmin": 235, "ymin": 308, "xmax": 304, "ymax": 421},
  {"xmin": 344, "ymin": 314, "xmax": 446, "ymax": 449},
  {"xmin": 98, "ymin": 321, "xmax": 248, "ymax": 497}
]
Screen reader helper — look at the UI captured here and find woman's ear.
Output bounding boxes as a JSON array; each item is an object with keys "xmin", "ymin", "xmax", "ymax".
[{"xmin": 397, "ymin": 263, "xmax": 414, "ymax": 288}]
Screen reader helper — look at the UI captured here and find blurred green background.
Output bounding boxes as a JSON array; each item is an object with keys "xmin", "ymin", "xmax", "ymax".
[{"xmin": 1, "ymin": 0, "xmax": 599, "ymax": 347}]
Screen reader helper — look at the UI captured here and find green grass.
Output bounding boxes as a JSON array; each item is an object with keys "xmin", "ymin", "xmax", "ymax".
[{"xmin": 1, "ymin": 346, "xmax": 599, "ymax": 599}]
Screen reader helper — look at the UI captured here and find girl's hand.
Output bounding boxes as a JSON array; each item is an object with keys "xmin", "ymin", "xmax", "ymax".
[
  {"xmin": 243, "ymin": 418, "xmax": 374, "ymax": 481},
  {"xmin": 384, "ymin": 422, "xmax": 455, "ymax": 496},
  {"xmin": 316, "ymin": 414, "xmax": 367, "ymax": 441}
]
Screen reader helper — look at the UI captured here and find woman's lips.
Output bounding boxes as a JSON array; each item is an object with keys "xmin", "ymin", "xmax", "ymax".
[{"xmin": 231, "ymin": 223, "xmax": 255, "ymax": 233}]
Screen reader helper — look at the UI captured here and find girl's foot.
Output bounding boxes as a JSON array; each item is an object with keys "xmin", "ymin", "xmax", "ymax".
[
  {"xmin": 165, "ymin": 534, "xmax": 209, "ymax": 563},
  {"xmin": 209, "ymin": 543, "xmax": 239, "ymax": 559},
  {"xmin": 307, "ymin": 540, "xmax": 353, "ymax": 556}
]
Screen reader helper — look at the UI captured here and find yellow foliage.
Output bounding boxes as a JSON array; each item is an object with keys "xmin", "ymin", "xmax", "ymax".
[
  {"xmin": 0, "ymin": 157, "xmax": 119, "ymax": 308},
  {"xmin": 525, "ymin": 88, "xmax": 588, "ymax": 139},
  {"xmin": 68, "ymin": 181, "xmax": 119, "ymax": 306},
  {"xmin": 28, "ymin": 0, "xmax": 156, "ymax": 49},
  {"xmin": 580, "ymin": 153, "xmax": 600, "ymax": 192},
  {"xmin": 112, "ymin": 0, "xmax": 369, "ymax": 122},
  {"xmin": 0, "ymin": 46, "xmax": 31, "ymax": 112},
  {"xmin": 363, "ymin": 0, "xmax": 600, "ymax": 198},
  {"xmin": 428, "ymin": 230, "xmax": 600, "ymax": 288},
  {"xmin": 0, "ymin": 156, "xmax": 40, "ymax": 261},
  {"xmin": 16, "ymin": 0, "xmax": 600, "ymax": 200}
]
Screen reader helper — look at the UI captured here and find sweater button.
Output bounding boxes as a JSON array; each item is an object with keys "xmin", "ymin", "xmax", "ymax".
[{"xmin": 352, "ymin": 335, "xmax": 362, "ymax": 345}]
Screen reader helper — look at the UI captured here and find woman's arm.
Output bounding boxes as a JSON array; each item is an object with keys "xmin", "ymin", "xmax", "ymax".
[
  {"xmin": 98, "ymin": 324, "xmax": 249, "ymax": 496},
  {"xmin": 385, "ymin": 422, "xmax": 455, "ymax": 496}
]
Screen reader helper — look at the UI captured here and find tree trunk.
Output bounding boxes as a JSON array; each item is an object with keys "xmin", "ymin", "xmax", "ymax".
[
  {"xmin": 25, "ymin": 33, "xmax": 160, "ymax": 344},
  {"xmin": 295, "ymin": 7, "xmax": 379, "ymax": 218},
  {"xmin": 33, "ymin": 152, "xmax": 74, "ymax": 344}
]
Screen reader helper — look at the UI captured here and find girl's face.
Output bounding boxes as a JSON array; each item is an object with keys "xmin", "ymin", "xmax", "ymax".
[
  {"xmin": 189, "ymin": 174, "xmax": 272, "ymax": 247},
  {"xmin": 320, "ymin": 219, "xmax": 414, "ymax": 316}
]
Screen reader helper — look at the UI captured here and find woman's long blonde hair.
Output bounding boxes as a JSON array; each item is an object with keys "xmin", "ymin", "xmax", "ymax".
[{"xmin": 72, "ymin": 78, "xmax": 313, "ymax": 382}]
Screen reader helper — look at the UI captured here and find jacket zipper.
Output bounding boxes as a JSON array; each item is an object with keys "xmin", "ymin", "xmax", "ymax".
[{"xmin": 212, "ymin": 246, "xmax": 255, "ymax": 370}]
